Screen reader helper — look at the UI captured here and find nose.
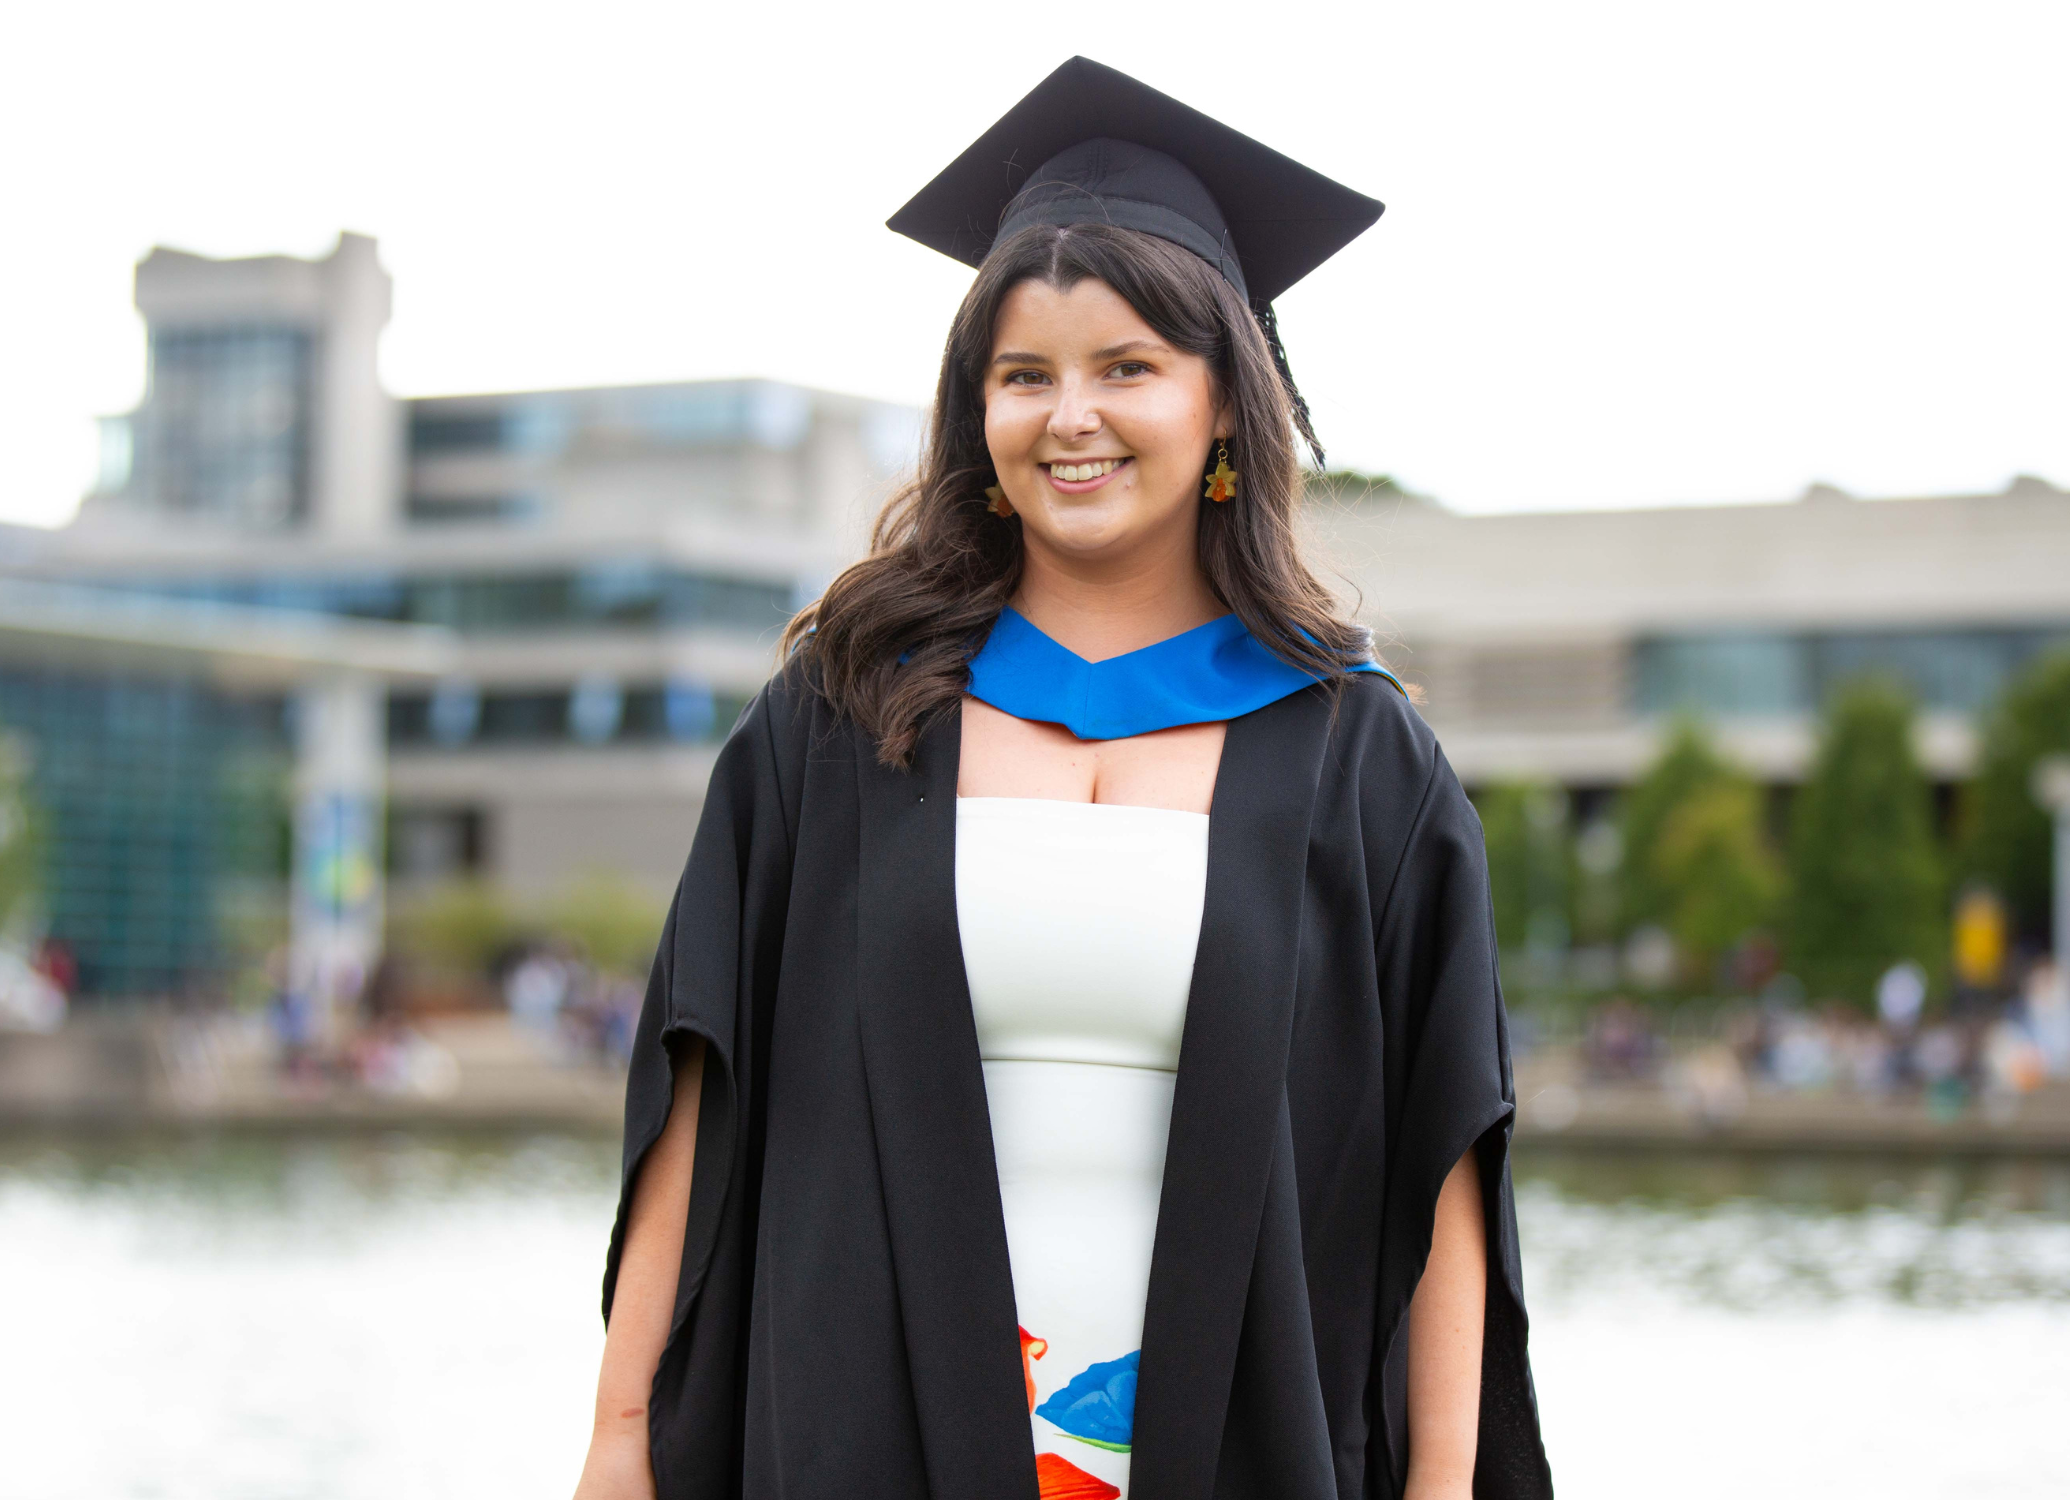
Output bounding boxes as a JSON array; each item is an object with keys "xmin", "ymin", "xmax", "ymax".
[{"xmin": 1046, "ymin": 375, "xmax": 1103, "ymax": 444}]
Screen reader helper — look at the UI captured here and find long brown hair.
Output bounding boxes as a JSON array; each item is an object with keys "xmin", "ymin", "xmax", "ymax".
[{"xmin": 782, "ymin": 221, "xmax": 1372, "ymax": 767}]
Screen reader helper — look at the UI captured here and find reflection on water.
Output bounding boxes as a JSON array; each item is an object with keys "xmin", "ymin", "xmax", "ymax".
[
  {"xmin": 0, "ymin": 1129, "xmax": 620, "ymax": 1230},
  {"xmin": 1520, "ymin": 1149, "xmax": 2070, "ymax": 1309},
  {"xmin": 2, "ymin": 1133, "xmax": 2067, "ymax": 1499}
]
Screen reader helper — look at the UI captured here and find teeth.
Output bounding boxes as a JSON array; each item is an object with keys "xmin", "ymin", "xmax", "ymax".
[{"xmin": 1051, "ymin": 459, "xmax": 1122, "ymax": 482}]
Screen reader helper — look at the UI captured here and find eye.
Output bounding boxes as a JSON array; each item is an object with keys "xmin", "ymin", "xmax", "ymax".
[
  {"xmin": 1109, "ymin": 361, "xmax": 1152, "ymax": 379},
  {"xmin": 1002, "ymin": 369, "xmax": 1050, "ymax": 387}
]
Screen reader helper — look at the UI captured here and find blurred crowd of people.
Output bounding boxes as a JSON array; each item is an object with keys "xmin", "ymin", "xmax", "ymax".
[
  {"xmin": 1574, "ymin": 958, "xmax": 2070, "ymax": 1124},
  {"xmin": 0, "ymin": 937, "xmax": 73, "ymax": 1034},
  {"xmin": 260, "ymin": 939, "xmax": 644, "ymax": 1096},
  {"xmin": 499, "ymin": 943, "xmax": 643, "ymax": 1066}
]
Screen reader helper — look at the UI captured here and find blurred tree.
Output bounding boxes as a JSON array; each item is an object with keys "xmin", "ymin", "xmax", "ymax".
[
  {"xmin": 1571, "ymin": 817, "xmax": 1624, "ymax": 946},
  {"xmin": 1618, "ymin": 719, "xmax": 1739, "ymax": 937},
  {"xmin": 1959, "ymin": 651, "xmax": 2070, "ymax": 942},
  {"xmin": 539, "ymin": 873, "xmax": 668, "ymax": 975},
  {"xmin": 1473, "ymin": 781, "xmax": 1573, "ymax": 956},
  {"xmin": 0, "ymin": 729, "xmax": 44, "ymax": 942},
  {"xmin": 1651, "ymin": 779, "xmax": 1782, "ymax": 987},
  {"xmin": 1787, "ymin": 681, "xmax": 1945, "ymax": 1005},
  {"xmin": 212, "ymin": 742, "xmax": 292, "ymax": 991}
]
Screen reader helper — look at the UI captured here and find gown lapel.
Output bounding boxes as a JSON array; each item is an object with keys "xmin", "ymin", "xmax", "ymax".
[
  {"xmin": 1131, "ymin": 685, "xmax": 1332, "ymax": 1500},
  {"xmin": 853, "ymin": 706, "xmax": 1038, "ymax": 1500}
]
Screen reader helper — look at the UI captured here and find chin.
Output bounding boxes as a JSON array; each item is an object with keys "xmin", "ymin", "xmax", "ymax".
[{"xmin": 1033, "ymin": 502, "xmax": 1146, "ymax": 550}]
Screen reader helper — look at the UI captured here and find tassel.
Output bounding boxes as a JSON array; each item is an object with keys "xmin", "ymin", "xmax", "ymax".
[{"xmin": 1254, "ymin": 300, "xmax": 1325, "ymax": 470}]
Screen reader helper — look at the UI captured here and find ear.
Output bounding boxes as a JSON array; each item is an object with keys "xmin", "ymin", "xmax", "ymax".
[{"xmin": 1210, "ymin": 391, "xmax": 1234, "ymax": 442}]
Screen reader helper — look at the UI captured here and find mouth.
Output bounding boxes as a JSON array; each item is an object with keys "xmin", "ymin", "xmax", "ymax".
[{"xmin": 1042, "ymin": 457, "xmax": 1132, "ymax": 492}]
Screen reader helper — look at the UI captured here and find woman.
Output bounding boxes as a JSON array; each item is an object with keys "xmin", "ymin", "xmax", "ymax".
[{"xmin": 575, "ymin": 57, "xmax": 1550, "ymax": 1500}]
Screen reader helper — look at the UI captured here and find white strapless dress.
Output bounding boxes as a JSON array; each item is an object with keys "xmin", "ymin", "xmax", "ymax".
[{"xmin": 955, "ymin": 796, "xmax": 1209, "ymax": 1500}]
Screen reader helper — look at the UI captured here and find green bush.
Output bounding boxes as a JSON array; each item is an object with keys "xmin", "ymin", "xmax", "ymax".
[
  {"xmin": 1959, "ymin": 651, "xmax": 2070, "ymax": 942},
  {"xmin": 1787, "ymin": 680, "xmax": 1945, "ymax": 1005},
  {"xmin": 0, "ymin": 731, "xmax": 42, "ymax": 942},
  {"xmin": 388, "ymin": 879, "xmax": 522, "ymax": 978},
  {"xmin": 535, "ymin": 872, "xmax": 668, "ymax": 975},
  {"xmin": 387, "ymin": 872, "xmax": 668, "ymax": 984}
]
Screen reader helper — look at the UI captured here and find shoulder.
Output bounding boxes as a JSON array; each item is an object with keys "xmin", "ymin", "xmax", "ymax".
[
  {"xmin": 752, "ymin": 658, "xmax": 825, "ymax": 743},
  {"xmin": 745, "ymin": 649, "xmax": 869, "ymax": 738},
  {"xmin": 710, "ymin": 659, "xmax": 850, "ymax": 790},
  {"xmin": 1328, "ymin": 670, "xmax": 1441, "ymax": 776},
  {"xmin": 1320, "ymin": 672, "xmax": 1480, "ymax": 842}
]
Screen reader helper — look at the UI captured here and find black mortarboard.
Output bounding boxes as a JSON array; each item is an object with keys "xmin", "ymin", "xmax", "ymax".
[{"xmin": 886, "ymin": 55, "xmax": 1383, "ymax": 309}]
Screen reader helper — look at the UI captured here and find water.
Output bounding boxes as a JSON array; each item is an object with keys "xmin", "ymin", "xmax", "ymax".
[
  {"xmin": 2, "ymin": 1133, "xmax": 2067, "ymax": 1499},
  {"xmin": 1518, "ymin": 1152, "xmax": 2070, "ymax": 1498}
]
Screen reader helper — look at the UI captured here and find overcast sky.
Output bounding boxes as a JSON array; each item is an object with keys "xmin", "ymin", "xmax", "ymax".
[{"xmin": 3, "ymin": 0, "xmax": 2064, "ymax": 528}]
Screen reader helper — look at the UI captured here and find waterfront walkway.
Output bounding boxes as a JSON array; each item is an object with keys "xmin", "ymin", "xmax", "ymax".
[{"xmin": 7, "ymin": 1014, "xmax": 2070, "ymax": 1151}]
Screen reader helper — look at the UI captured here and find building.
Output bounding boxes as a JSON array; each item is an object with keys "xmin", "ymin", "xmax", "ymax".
[
  {"xmin": 5, "ymin": 230, "xmax": 2066, "ymax": 997},
  {"xmin": 1311, "ymin": 472, "xmax": 2070, "ymax": 804},
  {"xmin": 11, "ymin": 234, "xmax": 917, "ymax": 906}
]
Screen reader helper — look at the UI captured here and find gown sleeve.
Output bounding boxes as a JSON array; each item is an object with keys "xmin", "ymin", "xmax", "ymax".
[
  {"xmin": 601, "ymin": 679, "xmax": 800, "ymax": 1329},
  {"xmin": 1372, "ymin": 746, "xmax": 1552, "ymax": 1499}
]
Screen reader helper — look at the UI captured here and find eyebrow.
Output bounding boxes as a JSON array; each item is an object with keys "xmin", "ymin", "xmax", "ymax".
[
  {"xmin": 1092, "ymin": 339, "xmax": 1165, "ymax": 360},
  {"xmin": 990, "ymin": 338, "xmax": 1169, "ymax": 367}
]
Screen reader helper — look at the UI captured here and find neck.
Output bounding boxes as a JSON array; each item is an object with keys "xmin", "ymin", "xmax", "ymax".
[{"xmin": 1010, "ymin": 525, "xmax": 1224, "ymax": 663}]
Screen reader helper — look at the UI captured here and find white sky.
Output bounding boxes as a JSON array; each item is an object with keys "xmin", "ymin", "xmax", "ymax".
[{"xmin": 3, "ymin": 0, "xmax": 2065, "ymax": 528}]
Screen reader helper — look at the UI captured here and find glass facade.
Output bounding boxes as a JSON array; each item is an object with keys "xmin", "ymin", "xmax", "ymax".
[
  {"xmin": 403, "ymin": 492, "xmax": 541, "ymax": 525},
  {"xmin": 145, "ymin": 327, "xmax": 313, "ymax": 526},
  {"xmin": 406, "ymin": 409, "xmax": 508, "ymax": 454},
  {"xmin": 405, "ymin": 381, "xmax": 817, "ymax": 462},
  {"xmin": 387, "ymin": 683, "xmax": 751, "ymax": 749},
  {"xmin": 77, "ymin": 565, "xmax": 798, "ymax": 636},
  {"xmin": 0, "ymin": 667, "xmax": 285, "ymax": 997},
  {"xmin": 1634, "ymin": 625, "xmax": 2070, "ymax": 716}
]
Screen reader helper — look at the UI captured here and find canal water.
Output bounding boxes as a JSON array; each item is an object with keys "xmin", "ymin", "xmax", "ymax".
[{"xmin": 3, "ymin": 1133, "xmax": 2066, "ymax": 1499}]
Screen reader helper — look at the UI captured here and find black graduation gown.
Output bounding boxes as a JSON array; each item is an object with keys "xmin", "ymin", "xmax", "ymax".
[{"xmin": 603, "ymin": 667, "xmax": 1552, "ymax": 1500}]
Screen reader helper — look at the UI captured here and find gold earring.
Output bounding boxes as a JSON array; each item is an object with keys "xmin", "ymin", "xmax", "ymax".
[
  {"xmin": 1204, "ymin": 441, "xmax": 1238, "ymax": 503},
  {"xmin": 984, "ymin": 484, "xmax": 1014, "ymax": 517}
]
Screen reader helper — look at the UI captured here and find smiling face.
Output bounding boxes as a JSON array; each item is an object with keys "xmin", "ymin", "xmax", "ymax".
[{"xmin": 984, "ymin": 277, "xmax": 1227, "ymax": 573}]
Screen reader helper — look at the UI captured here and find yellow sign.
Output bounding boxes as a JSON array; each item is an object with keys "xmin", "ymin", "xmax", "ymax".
[{"xmin": 1953, "ymin": 888, "xmax": 2007, "ymax": 988}]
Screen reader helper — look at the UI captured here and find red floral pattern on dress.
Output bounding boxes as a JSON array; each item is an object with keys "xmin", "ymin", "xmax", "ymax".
[
  {"xmin": 1019, "ymin": 1325, "xmax": 1050, "ymax": 1413},
  {"xmin": 1035, "ymin": 1451, "xmax": 1121, "ymax": 1499}
]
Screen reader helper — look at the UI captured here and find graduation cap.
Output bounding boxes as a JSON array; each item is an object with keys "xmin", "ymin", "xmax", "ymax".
[
  {"xmin": 887, "ymin": 55, "xmax": 1381, "ymax": 308},
  {"xmin": 887, "ymin": 56, "xmax": 1382, "ymax": 460}
]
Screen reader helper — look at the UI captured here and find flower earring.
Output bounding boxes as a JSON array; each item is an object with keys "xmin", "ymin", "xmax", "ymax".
[
  {"xmin": 1204, "ymin": 441, "xmax": 1238, "ymax": 503},
  {"xmin": 984, "ymin": 484, "xmax": 1014, "ymax": 517}
]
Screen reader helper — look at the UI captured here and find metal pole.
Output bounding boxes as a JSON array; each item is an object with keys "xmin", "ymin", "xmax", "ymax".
[{"xmin": 291, "ymin": 668, "xmax": 386, "ymax": 1042}]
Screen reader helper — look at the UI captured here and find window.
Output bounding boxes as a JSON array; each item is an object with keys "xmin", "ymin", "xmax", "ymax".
[
  {"xmin": 477, "ymin": 692, "xmax": 568, "ymax": 743},
  {"xmin": 389, "ymin": 682, "xmax": 751, "ymax": 749},
  {"xmin": 407, "ymin": 410, "xmax": 507, "ymax": 454},
  {"xmin": 1634, "ymin": 634, "xmax": 1811, "ymax": 716},
  {"xmin": 404, "ymin": 493, "xmax": 541, "ymax": 526},
  {"xmin": 0, "ymin": 666, "xmax": 286, "ymax": 997},
  {"xmin": 1635, "ymin": 626, "xmax": 2070, "ymax": 716},
  {"xmin": 146, "ymin": 326, "xmax": 313, "ymax": 526},
  {"xmin": 1811, "ymin": 631, "xmax": 2038, "ymax": 714}
]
